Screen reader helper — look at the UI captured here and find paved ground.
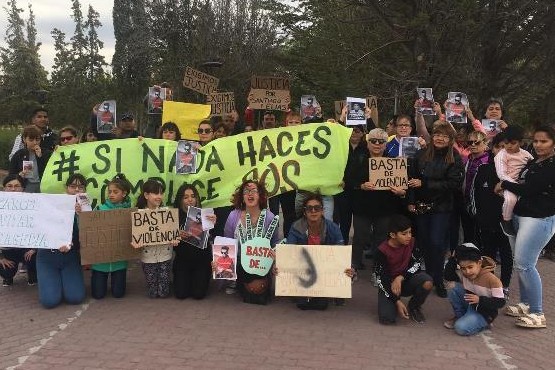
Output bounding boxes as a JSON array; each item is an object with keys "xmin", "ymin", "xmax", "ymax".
[{"xmin": 1, "ymin": 257, "xmax": 555, "ymax": 370}]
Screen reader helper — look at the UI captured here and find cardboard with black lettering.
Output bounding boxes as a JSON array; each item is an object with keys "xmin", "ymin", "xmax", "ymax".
[
  {"xmin": 131, "ymin": 208, "xmax": 180, "ymax": 247},
  {"xmin": 182, "ymin": 66, "xmax": 219, "ymax": 95},
  {"xmin": 247, "ymin": 75, "xmax": 291, "ymax": 111},
  {"xmin": 368, "ymin": 157, "xmax": 408, "ymax": 190},
  {"xmin": 79, "ymin": 208, "xmax": 141, "ymax": 265},
  {"xmin": 275, "ymin": 244, "xmax": 352, "ymax": 298},
  {"xmin": 207, "ymin": 92, "xmax": 235, "ymax": 116}
]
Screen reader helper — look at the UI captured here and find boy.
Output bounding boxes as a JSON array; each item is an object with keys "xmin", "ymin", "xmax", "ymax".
[
  {"xmin": 444, "ymin": 243, "xmax": 506, "ymax": 335},
  {"xmin": 375, "ymin": 215, "xmax": 433, "ymax": 324}
]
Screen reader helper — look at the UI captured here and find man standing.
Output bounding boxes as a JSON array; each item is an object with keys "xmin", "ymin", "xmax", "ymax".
[
  {"xmin": 8, "ymin": 108, "xmax": 57, "ymax": 160},
  {"xmin": 260, "ymin": 110, "xmax": 277, "ymax": 130},
  {"xmin": 114, "ymin": 112, "xmax": 139, "ymax": 138}
]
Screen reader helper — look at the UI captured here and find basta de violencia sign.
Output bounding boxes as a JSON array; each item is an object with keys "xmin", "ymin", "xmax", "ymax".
[
  {"xmin": 40, "ymin": 123, "xmax": 351, "ymax": 209},
  {"xmin": 241, "ymin": 237, "xmax": 275, "ymax": 276}
]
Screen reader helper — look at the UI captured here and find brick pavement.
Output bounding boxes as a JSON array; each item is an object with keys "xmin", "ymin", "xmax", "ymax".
[{"xmin": 1, "ymin": 259, "xmax": 555, "ymax": 370}]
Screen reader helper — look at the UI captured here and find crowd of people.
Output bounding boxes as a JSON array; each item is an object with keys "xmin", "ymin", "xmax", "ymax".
[{"xmin": 1, "ymin": 95, "xmax": 555, "ymax": 336}]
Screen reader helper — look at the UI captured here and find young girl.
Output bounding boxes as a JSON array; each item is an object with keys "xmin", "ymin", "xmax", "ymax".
[
  {"xmin": 132, "ymin": 179, "xmax": 177, "ymax": 298},
  {"xmin": 494, "ymin": 125, "xmax": 534, "ymax": 236},
  {"xmin": 444, "ymin": 243, "xmax": 505, "ymax": 335},
  {"xmin": 91, "ymin": 174, "xmax": 132, "ymax": 299},
  {"xmin": 159, "ymin": 121, "xmax": 181, "ymax": 141},
  {"xmin": 172, "ymin": 184, "xmax": 216, "ymax": 299}
]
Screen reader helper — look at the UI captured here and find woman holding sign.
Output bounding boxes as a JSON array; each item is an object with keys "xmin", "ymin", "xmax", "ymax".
[
  {"xmin": 36, "ymin": 174, "xmax": 86, "ymax": 308},
  {"xmin": 407, "ymin": 124, "xmax": 464, "ymax": 298},
  {"xmin": 224, "ymin": 180, "xmax": 279, "ymax": 305}
]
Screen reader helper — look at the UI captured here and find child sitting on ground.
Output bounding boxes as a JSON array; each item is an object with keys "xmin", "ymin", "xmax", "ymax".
[
  {"xmin": 375, "ymin": 215, "xmax": 433, "ymax": 324},
  {"xmin": 444, "ymin": 243, "xmax": 505, "ymax": 335}
]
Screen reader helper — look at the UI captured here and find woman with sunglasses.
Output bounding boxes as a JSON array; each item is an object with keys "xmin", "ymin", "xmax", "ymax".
[
  {"xmin": 284, "ymin": 192, "xmax": 354, "ymax": 310},
  {"xmin": 58, "ymin": 126, "xmax": 79, "ymax": 146},
  {"xmin": 197, "ymin": 120, "xmax": 214, "ymax": 146},
  {"xmin": 352, "ymin": 128, "xmax": 406, "ymax": 274},
  {"xmin": 407, "ymin": 124, "xmax": 464, "ymax": 298}
]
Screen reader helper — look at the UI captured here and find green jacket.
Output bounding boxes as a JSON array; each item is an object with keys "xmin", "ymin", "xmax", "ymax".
[{"xmin": 91, "ymin": 198, "xmax": 130, "ymax": 273}]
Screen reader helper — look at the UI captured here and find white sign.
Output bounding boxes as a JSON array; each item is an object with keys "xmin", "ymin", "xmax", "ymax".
[
  {"xmin": 346, "ymin": 97, "xmax": 366, "ymax": 126},
  {"xmin": 0, "ymin": 192, "xmax": 76, "ymax": 249}
]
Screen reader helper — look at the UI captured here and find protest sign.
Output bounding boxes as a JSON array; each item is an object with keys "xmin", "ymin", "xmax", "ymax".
[
  {"xmin": 97, "ymin": 100, "xmax": 116, "ymax": 134},
  {"xmin": 76, "ymin": 193, "xmax": 92, "ymax": 211},
  {"xmin": 148, "ymin": 86, "xmax": 167, "ymax": 114},
  {"xmin": 446, "ymin": 92, "xmax": 468, "ymax": 124},
  {"xmin": 162, "ymin": 101, "xmax": 211, "ymax": 140},
  {"xmin": 176, "ymin": 140, "xmax": 199, "ymax": 174},
  {"xmin": 41, "ymin": 123, "xmax": 351, "ymax": 209},
  {"xmin": 0, "ymin": 192, "xmax": 75, "ymax": 249},
  {"xmin": 182, "ymin": 206, "xmax": 209, "ymax": 249},
  {"xmin": 368, "ymin": 157, "xmax": 408, "ymax": 190},
  {"xmin": 399, "ymin": 137, "xmax": 421, "ymax": 158},
  {"xmin": 416, "ymin": 88, "xmax": 434, "ymax": 115},
  {"xmin": 346, "ymin": 97, "xmax": 366, "ymax": 126},
  {"xmin": 213, "ymin": 237, "xmax": 237, "ymax": 280},
  {"xmin": 79, "ymin": 208, "xmax": 141, "ymax": 265},
  {"xmin": 240, "ymin": 237, "xmax": 274, "ymax": 276},
  {"xmin": 131, "ymin": 208, "xmax": 180, "ymax": 247},
  {"xmin": 301, "ymin": 95, "xmax": 321, "ymax": 122},
  {"xmin": 366, "ymin": 96, "xmax": 379, "ymax": 126},
  {"xmin": 248, "ymin": 75, "xmax": 291, "ymax": 111},
  {"xmin": 182, "ymin": 66, "xmax": 219, "ymax": 95},
  {"xmin": 275, "ymin": 244, "xmax": 352, "ymax": 298},
  {"xmin": 334, "ymin": 100, "xmax": 345, "ymax": 121},
  {"xmin": 207, "ymin": 92, "xmax": 235, "ymax": 116},
  {"xmin": 481, "ymin": 119, "xmax": 501, "ymax": 134}
]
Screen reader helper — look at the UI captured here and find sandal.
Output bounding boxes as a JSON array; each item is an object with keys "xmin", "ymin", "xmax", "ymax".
[
  {"xmin": 515, "ymin": 313, "xmax": 547, "ymax": 328},
  {"xmin": 505, "ymin": 303, "xmax": 530, "ymax": 317}
]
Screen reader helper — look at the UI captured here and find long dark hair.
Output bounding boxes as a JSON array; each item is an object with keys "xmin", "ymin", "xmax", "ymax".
[
  {"xmin": 173, "ymin": 183, "xmax": 202, "ymax": 221},
  {"xmin": 108, "ymin": 173, "xmax": 132, "ymax": 202},
  {"xmin": 423, "ymin": 123, "xmax": 456, "ymax": 164},
  {"xmin": 159, "ymin": 121, "xmax": 181, "ymax": 141},
  {"xmin": 136, "ymin": 179, "xmax": 165, "ymax": 209}
]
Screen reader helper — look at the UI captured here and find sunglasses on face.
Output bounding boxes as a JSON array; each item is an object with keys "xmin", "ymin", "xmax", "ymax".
[
  {"xmin": 60, "ymin": 135, "xmax": 74, "ymax": 142},
  {"xmin": 467, "ymin": 140, "xmax": 483, "ymax": 146},
  {"xmin": 198, "ymin": 128, "xmax": 213, "ymax": 134},
  {"xmin": 368, "ymin": 138, "xmax": 386, "ymax": 145},
  {"xmin": 304, "ymin": 205, "xmax": 323, "ymax": 212}
]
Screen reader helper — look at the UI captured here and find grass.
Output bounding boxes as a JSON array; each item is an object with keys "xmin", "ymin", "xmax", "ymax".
[{"xmin": 0, "ymin": 126, "xmax": 21, "ymax": 171}]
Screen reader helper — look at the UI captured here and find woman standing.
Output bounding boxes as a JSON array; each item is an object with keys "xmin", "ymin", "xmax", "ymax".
[
  {"xmin": 408, "ymin": 124, "xmax": 464, "ymax": 297},
  {"xmin": 495, "ymin": 125, "xmax": 555, "ymax": 328},
  {"xmin": 224, "ymin": 180, "xmax": 279, "ymax": 304}
]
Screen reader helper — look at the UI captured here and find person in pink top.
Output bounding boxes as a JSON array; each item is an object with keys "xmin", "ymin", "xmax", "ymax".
[
  {"xmin": 467, "ymin": 98, "xmax": 509, "ymax": 140},
  {"xmin": 494, "ymin": 126, "xmax": 534, "ymax": 236}
]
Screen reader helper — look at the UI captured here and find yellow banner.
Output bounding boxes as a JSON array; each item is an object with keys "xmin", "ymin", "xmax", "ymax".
[
  {"xmin": 41, "ymin": 123, "xmax": 352, "ymax": 209},
  {"xmin": 161, "ymin": 101, "xmax": 211, "ymax": 140}
]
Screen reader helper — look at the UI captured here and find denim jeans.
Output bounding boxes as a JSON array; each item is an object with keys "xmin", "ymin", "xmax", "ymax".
[
  {"xmin": 36, "ymin": 249, "xmax": 85, "ymax": 309},
  {"xmin": 416, "ymin": 212, "xmax": 450, "ymax": 286},
  {"xmin": 448, "ymin": 283, "xmax": 489, "ymax": 336},
  {"xmin": 91, "ymin": 269, "xmax": 127, "ymax": 299},
  {"xmin": 513, "ymin": 215, "xmax": 555, "ymax": 313}
]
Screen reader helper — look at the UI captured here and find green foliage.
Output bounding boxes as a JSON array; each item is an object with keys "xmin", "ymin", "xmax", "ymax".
[{"xmin": 0, "ymin": 126, "xmax": 20, "ymax": 170}]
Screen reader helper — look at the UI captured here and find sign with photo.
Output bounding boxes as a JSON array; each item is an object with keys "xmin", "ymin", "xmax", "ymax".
[
  {"xmin": 346, "ymin": 97, "xmax": 366, "ymax": 126},
  {"xmin": 97, "ymin": 100, "xmax": 116, "ymax": 134},
  {"xmin": 213, "ymin": 236, "xmax": 237, "ymax": 280},
  {"xmin": 416, "ymin": 88, "xmax": 434, "ymax": 115}
]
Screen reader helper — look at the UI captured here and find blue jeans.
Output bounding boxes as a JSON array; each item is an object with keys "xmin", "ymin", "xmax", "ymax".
[
  {"xmin": 513, "ymin": 215, "xmax": 555, "ymax": 313},
  {"xmin": 448, "ymin": 283, "xmax": 489, "ymax": 336},
  {"xmin": 91, "ymin": 269, "xmax": 127, "ymax": 299},
  {"xmin": 36, "ymin": 249, "xmax": 85, "ymax": 309},
  {"xmin": 416, "ymin": 212, "xmax": 450, "ymax": 286}
]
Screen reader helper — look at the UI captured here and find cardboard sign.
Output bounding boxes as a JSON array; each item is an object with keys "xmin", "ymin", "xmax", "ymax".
[
  {"xmin": 182, "ymin": 66, "xmax": 219, "ymax": 95},
  {"xmin": 0, "ymin": 193, "xmax": 75, "ymax": 249},
  {"xmin": 131, "ymin": 208, "xmax": 180, "ymax": 247},
  {"xmin": 79, "ymin": 208, "xmax": 141, "ymax": 265},
  {"xmin": 275, "ymin": 244, "xmax": 352, "ymax": 298},
  {"xmin": 240, "ymin": 236, "xmax": 274, "ymax": 276},
  {"xmin": 368, "ymin": 157, "xmax": 408, "ymax": 190},
  {"xmin": 247, "ymin": 75, "xmax": 291, "ymax": 111},
  {"xmin": 334, "ymin": 100, "xmax": 345, "ymax": 121},
  {"xmin": 207, "ymin": 92, "xmax": 235, "ymax": 116}
]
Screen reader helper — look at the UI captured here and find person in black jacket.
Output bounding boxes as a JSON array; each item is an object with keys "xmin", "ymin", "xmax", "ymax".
[
  {"xmin": 375, "ymin": 215, "xmax": 433, "ymax": 324},
  {"xmin": 469, "ymin": 133, "xmax": 512, "ymax": 295},
  {"xmin": 172, "ymin": 184, "xmax": 215, "ymax": 299},
  {"xmin": 407, "ymin": 123, "xmax": 464, "ymax": 297},
  {"xmin": 9, "ymin": 125, "xmax": 51, "ymax": 193}
]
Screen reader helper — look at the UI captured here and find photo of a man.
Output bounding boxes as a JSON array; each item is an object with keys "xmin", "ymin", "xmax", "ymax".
[{"xmin": 215, "ymin": 245, "xmax": 236, "ymax": 279}]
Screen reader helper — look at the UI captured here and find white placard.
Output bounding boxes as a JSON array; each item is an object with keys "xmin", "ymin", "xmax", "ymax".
[
  {"xmin": 0, "ymin": 192, "xmax": 76, "ymax": 249},
  {"xmin": 345, "ymin": 97, "xmax": 366, "ymax": 126}
]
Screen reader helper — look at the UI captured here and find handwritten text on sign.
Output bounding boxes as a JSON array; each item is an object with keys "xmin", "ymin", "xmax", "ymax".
[
  {"xmin": 131, "ymin": 208, "xmax": 180, "ymax": 246},
  {"xmin": 41, "ymin": 124, "xmax": 351, "ymax": 209},
  {"xmin": 182, "ymin": 66, "xmax": 219, "ymax": 95},
  {"xmin": 0, "ymin": 192, "xmax": 75, "ymax": 249},
  {"xmin": 241, "ymin": 237, "xmax": 274, "ymax": 276},
  {"xmin": 79, "ymin": 208, "xmax": 141, "ymax": 265},
  {"xmin": 207, "ymin": 92, "xmax": 235, "ymax": 116},
  {"xmin": 248, "ymin": 75, "xmax": 291, "ymax": 111},
  {"xmin": 275, "ymin": 244, "xmax": 352, "ymax": 298},
  {"xmin": 368, "ymin": 157, "xmax": 408, "ymax": 190}
]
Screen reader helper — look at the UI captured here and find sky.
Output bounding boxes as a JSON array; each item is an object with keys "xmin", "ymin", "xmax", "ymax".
[{"xmin": 0, "ymin": 0, "xmax": 115, "ymax": 74}]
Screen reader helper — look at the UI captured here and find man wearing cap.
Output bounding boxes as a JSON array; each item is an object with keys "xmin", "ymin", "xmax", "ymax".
[{"xmin": 113, "ymin": 112, "xmax": 139, "ymax": 139}]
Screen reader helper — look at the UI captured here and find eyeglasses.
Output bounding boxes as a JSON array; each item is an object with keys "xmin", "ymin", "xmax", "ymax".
[
  {"xmin": 368, "ymin": 138, "xmax": 386, "ymax": 145},
  {"xmin": 304, "ymin": 205, "xmax": 323, "ymax": 212},
  {"xmin": 60, "ymin": 135, "xmax": 74, "ymax": 142},
  {"xmin": 243, "ymin": 188, "xmax": 259, "ymax": 195},
  {"xmin": 466, "ymin": 140, "xmax": 483, "ymax": 146},
  {"xmin": 68, "ymin": 184, "xmax": 86, "ymax": 191},
  {"xmin": 197, "ymin": 128, "xmax": 213, "ymax": 134}
]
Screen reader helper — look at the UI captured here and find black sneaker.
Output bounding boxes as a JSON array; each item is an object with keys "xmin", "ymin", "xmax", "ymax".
[
  {"xmin": 409, "ymin": 306, "xmax": 426, "ymax": 324},
  {"xmin": 500, "ymin": 220, "xmax": 516, "ymax": 237},
  {"xmin": 3, "ymin": 278, "xmax": 13, "ymax": 287},
  {"xmin": 436, "ymin": 285, "xmax": 447, "ymax": 298}
]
